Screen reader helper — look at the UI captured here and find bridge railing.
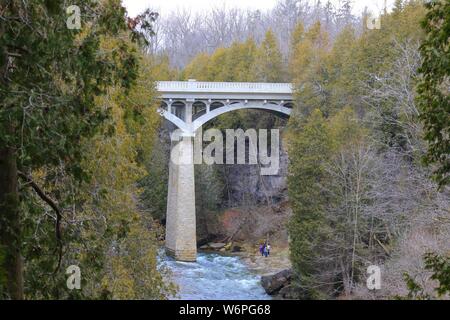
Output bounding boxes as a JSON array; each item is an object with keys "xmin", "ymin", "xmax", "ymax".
[{"xmin": 157, "ymin": 81, "xmax": 293, "ymax": 94}]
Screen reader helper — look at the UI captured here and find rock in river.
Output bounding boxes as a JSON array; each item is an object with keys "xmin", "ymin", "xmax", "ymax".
[
  {"xmin": 261, "ymin": 269, "xmax": 292, "ymax": 295},
  {"xmin": 208, "ymin": 242, "xmax": 226, "ymax": 250}
]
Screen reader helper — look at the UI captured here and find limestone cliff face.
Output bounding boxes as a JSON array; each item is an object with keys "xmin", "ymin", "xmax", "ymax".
[
  {"xmin": 195, "ymin": 138, "xmax": 291, "ymax": 244},
  {"xmin": 221, "ymin": 139, "xmax": 289, "ymax": 207}
]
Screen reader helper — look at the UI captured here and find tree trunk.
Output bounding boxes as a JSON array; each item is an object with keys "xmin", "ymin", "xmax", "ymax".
[
  {"xmin": 1, "ymin": 4, "xmax": 24, "ymax": 299},
  {"xmin": 0, "ymin": 145, "xmax": 24, "ymax": 299}
]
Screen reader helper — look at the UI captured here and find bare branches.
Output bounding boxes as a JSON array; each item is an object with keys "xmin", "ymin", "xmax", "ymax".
[
  {"xmin": 363, "ymin": 39, "xmax": 425, "ymax": 157},
  {"xmin": 17, "ymin": 171, "xmax": 63, "ymax": 274},
  {"xmin": 144, "ymin": 0, "xmax": 364, "ymax": 68}
]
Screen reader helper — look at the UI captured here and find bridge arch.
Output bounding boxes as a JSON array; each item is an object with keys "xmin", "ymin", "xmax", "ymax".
[{"xmin": 191, "ymin": 101, "xmax": 292, "ymax": 132}]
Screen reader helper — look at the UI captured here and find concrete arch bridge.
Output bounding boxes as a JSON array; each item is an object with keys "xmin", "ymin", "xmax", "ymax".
[{"xmin": 157, "ymin": 80, "xmax": 294, "ymax": 261}]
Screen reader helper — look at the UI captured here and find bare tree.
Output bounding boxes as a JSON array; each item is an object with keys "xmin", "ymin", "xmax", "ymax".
[
  {"xmin": 139, "ymin": 0, "xmax": 363, "ymax": 69},
  {"xmin": 363, "ymin": 40, "xmax": 425, "ymax": 158}
]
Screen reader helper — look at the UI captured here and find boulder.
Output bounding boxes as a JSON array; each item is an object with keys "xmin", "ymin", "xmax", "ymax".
[
  {"xmin": 208, "ymin": 242, "xmax": 226, "ymax": 250},
  {"xmin": 231, "ymin": 245, "xmax": 242, "ymax": 252},
  {"xmin": 197, "ymin": 234, "xmax": 218, "ymax": 248},
  {"xmin": 261, "ymin": 269, "xmax": 292, "ymax": 295},
  {"xmin": 279, "ymin": 285, "xmax": 298, "ymax": 299}
]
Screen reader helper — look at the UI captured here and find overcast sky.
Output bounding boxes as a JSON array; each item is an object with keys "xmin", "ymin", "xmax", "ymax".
[{"xmin": 122, "ymin": 0, "xmax": 395, "ymax": 17}]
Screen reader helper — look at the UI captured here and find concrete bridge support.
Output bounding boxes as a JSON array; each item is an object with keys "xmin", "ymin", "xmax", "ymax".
[{"xmin": 165, "ymin": 132, "xmax": 197, "ymax": 262}]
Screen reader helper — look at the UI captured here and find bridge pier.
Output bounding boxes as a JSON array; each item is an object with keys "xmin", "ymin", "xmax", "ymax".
[{"xmin": 165, "ymin": 132, "xmax": 197, "ymax": 262}]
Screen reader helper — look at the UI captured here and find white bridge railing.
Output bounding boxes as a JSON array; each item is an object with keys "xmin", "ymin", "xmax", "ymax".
[{"xmin": 157, "ymin": 81, "xmax": 293, "ymax": 94}]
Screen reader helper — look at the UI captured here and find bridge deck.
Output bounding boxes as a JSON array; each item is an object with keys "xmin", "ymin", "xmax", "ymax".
[{"xmin": 157, "ymin": 81, "xmax": 293, "ymax": 101}]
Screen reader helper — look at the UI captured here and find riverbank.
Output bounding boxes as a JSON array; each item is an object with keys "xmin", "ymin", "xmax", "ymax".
[
  {"xmin": 198, "ymin": 241, "xmax": 291, "ymax": 275},
  {"xmin": 198, "ymin": 241, "xmax": 293, "ymax": 299},
  {"xmin": 236, "ymin": 243, "xmax": 294, "ymax": 299},
  {"xmin": 197, "ymin": 203, "xmax": 292, "ymax": 276},
  {"xmin": 235, "ymin": 243, "xmax": 291, "ymax": 276}
]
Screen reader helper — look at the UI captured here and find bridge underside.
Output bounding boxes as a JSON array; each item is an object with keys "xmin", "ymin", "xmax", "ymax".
[
  {"xmin": 157, "ymin": 81, "xmax": 293, "ymax": 262},
  {"xmin": 159, "ymin": 99, "xmax": 293, "ymax": 136}
]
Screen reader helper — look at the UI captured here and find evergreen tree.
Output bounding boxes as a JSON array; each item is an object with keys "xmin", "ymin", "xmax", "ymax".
[
  {"xmin": 287, "ymin": 109, "xmax": 332, "ymax": 298},
  {"xmin": 417, "ymin": 0, "xmax": 450, "ymax": 187},
  {"xmin": 226, "ymin": 39, "xmax": 258, "ymax": 82},
  {"xmin": 253, "ymin": 30, "xmax": 285, "ymax": 82},
  {"xmin": 207, "ymin": 48, "xmax": 230, "ymax": 82},
  {"xmin": 290, "ymin": 21, "xmax": 330, "ymax": 116},
  {"xmin": 290, "ymin": 22, "xmax": 305, "ymax": 55},
  {"xmin": 182, "ymin": 52, "xmax": 211, "ymax": 81},
  {"xmin": 325, "ymin": 26, "xmax": 358, "ymax": 113},
  {"xmin": 0, "ymin": 0, "xmax": 156, "ymax": 299}
]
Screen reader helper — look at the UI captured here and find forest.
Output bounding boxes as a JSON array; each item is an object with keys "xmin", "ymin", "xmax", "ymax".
[{"xmin": 0, "ymin": 0, "xmax": 449, "ymax": 300}]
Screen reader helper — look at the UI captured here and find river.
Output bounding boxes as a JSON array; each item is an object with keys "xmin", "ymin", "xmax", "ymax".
[{"xmin": 161, "ymin": 252, "xmax": 271, "ymax": 300}]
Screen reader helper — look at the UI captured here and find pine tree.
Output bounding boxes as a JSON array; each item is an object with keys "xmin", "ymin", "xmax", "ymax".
[
  {"xmin": 287, "ymin": 109, "xmax": 333, "ymax": 298},
  {"xmin": 207, "ymin": 48, "xmax": 229, "ymax": 82},
  {"xmin": 290, "ymin": 22, "xmax": 305, "ymax": 55},
  {"xmin": 0, "ymin": 0, "xmax": 152, "ymax": 299},
  {"xmin": 253, "ymin": 30, "xmax": 285, "ymax": 82},
  {"xmin": 182, "ymin": 52, "xmax": 211, "ymax": 81},
  {"xmin": 417, "ymin": 0, "xmax": 450, "ymax": 187},
  {"xmin": 290, "ymin": 21, "xmax": 330, "ymax": 116},
  {"xmin": 227, "ymin": 39, "xmax": 258, "ymax": 82},
  {"xmin": 325, "ymin": 25, "xmax": 358, "ymax": 113}
]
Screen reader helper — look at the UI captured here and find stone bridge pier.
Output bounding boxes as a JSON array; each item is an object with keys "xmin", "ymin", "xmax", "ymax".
[{"xmin": 165, "ymin": 132, "xmax": 197, "ymax": 261}]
